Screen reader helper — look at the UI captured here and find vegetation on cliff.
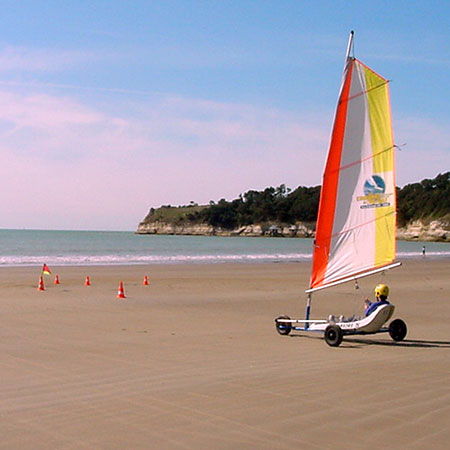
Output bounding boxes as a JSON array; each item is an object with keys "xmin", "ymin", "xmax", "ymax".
[
  {"xmin": 397, "ymin": 172, "xmax": 450, "ymax": 226},
  {"xmin": 195, "ymin": 185, "xmax": 320, "ymax": 229},
  {"xmin": 141, "ymin": 172, "xmax": 450, "ymax": 230}
]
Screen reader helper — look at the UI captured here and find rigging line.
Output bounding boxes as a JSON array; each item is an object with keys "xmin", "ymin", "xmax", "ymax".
[
  {"xmin": 324, "ymin": 145, "xmax": 395, "ymax": 176},
  {"xmin": 331, "ymin": 210, "xmax": 397, "ymax": 240},
  {"xmin": 338, "ymin": 80, "xmax": 390, "ymax": 105},
  {"xmin": 315, "ymin": 210, "xmax": 397, "ymax": 245},
  {"xmin": 354, "ymin": 58, "xmax": 389, "ymax": 82}
]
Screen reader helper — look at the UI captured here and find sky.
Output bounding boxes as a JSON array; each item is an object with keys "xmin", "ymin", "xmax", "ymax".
[{"xmin": 0, "ymin": 0, "xmax": 449, "ymax": 231}]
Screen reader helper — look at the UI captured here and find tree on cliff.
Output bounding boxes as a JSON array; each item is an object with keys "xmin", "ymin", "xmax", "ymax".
[
  {"xmin": 142, "ymin": 172, "xmax": 450, "ymax": 231},
  {"xmin": 197, "ymin": 184, "xmax": 320, "ymax": 229},
  {"xmin": 397, "ymin": 172, "xmax": 450, "ymax": 226}
]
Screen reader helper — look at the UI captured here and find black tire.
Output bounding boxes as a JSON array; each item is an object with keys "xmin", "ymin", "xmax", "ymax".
[
  {"xmin": 324, "ymin": 324, "xmax": 343, "ymax": 347},
  {"xmin": 389, "ymin": 319, "xmax": 407, "ymax": 341},
  {"xmin": 275, "ymin": 315, "xmax": 292, "ymax": 335}
]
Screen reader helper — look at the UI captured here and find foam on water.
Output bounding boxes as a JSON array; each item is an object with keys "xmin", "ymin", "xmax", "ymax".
[{"xmin": 0, "ymin": 252, "xmax": 311, "ymax": 266}]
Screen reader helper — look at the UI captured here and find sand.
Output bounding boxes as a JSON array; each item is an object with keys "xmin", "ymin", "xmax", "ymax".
[{"xmin": 0, "ymin": 260, "xmax": 449, "ymax": 449}]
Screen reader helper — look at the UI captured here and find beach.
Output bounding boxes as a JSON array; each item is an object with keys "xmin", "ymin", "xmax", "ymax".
[{"xmin": 1, "ymin": 260, "xmax": 449, "ymax": 449}]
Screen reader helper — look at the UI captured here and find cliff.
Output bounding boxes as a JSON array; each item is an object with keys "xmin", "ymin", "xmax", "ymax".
[
  {"xmin": 136, "ymin": 221, "xmax": 315, "ymax": 238},
  {"xmin": 396, "ymin": 218, "xmax": 449, "ymax": 242},
  {"xmin": 136, "ymin": 218, "xmax": 449, "ymax": 241}
]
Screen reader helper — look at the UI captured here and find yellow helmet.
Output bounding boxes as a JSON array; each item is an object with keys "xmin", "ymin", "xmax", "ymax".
[{"xmin": 374, "ymin": 284, "xmax": 389, "ymax": 297}]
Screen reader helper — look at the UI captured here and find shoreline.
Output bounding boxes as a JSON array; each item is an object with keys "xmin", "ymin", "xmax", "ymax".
[{"xmin": 1, "ymin": 250, "xmax": 449, "ymax": 269}]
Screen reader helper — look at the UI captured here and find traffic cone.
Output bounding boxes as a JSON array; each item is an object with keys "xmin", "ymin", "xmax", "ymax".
[
  {"xmin": 117, "ymin": 281, "xmax": 126, "ymax": 299},
  {"xmin": 37, "ymin": 275, "xmax": 45, "ymax": 291},
  {"xmin": 143, "ymin": 275, "xmax": 149, "ymax": 286},
  {"xmin": 54, "ymin": 274, "xmax": 60, "ymax": 285},
  {"xmin": 85, "ymin": 276, "xmax": 91, "ymax": 286}
]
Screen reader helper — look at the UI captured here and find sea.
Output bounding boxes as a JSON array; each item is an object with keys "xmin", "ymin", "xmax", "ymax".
[{"xmin": 0, "ymin": 229, "xmax": 449, "ymax": 267}]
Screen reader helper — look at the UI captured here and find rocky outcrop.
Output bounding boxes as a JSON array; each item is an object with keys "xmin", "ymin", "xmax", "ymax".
[
  {"xmin": 136, "ymin": 221, "xmax": 316, "ymax": 238},
  {"xmin": 137, "ymin": 218, "xmax": 449, "ymax": 241},
  {"xmin": 136, "ymin": 221, "xmax": 216, "ymax": 236},
  {"xmin": 397, "ymin": 219, "xmax": 449, "ymax": 242}
]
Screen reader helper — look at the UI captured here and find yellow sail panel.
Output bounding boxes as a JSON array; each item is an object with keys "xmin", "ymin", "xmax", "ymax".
[
  {"xmin": 364, "ymin": 64, "xmax": 394, "ymax": 173},
  {"xmin": 363, "ymin": 62, "xmax": 396, "ymax": 267}
]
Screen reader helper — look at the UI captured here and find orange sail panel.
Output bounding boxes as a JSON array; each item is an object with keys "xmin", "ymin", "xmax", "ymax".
[{"xmin": 310, "ymin": 58, "xmax": 396, "ymax": 290}]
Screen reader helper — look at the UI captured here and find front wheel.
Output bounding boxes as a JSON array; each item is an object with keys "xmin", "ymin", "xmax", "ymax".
[
  {"xmin": 389, "ymin": 319, "xmax": 407, "ymax": 341},
  {"xmin": 275, "ymin": 315, "xmax": 292, "ymax": 335},
  {"xmin": 324, "ymin": 324, "xmax": 343, "ymax": 347}
]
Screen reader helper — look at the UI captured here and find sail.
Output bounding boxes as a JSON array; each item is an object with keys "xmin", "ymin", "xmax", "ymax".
[{"xmin": 310, "ymin": 52, "xmax": 397, "ymax": 290}]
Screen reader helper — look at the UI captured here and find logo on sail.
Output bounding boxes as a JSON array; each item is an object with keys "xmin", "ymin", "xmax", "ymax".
[{"xmin": 357, "ymin": 175, "xmax": 392, "ymax": 209}]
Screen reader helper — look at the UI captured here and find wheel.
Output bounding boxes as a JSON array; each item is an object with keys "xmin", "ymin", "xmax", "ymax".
[
  {"xmin": 324, "ymin": 324, "xmax": 343, "ymax": 347},
  {"xmin": 389, "ymin": 319, "xmax": 407, "ymax": 341},
  {"xmin": 275, "ymin": 315, "xmax": 292, "ymax": 335}
]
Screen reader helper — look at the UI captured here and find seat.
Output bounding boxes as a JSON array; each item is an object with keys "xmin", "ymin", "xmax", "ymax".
[{"xmin": 356, "ymin": 304, "xmax": 395, "ymax": 333}]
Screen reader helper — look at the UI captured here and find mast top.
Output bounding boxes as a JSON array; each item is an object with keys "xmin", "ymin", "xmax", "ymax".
[{"xmin": 345, "ymin": 30, "xmax": 355, "ymax": 61}]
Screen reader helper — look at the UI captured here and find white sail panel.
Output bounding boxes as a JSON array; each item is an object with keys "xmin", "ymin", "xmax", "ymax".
[{"xmin": 310, "ymin": 58, "xmax": 396, "ymax": 290}]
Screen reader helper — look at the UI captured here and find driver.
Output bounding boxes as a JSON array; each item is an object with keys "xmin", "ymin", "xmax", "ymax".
[{"xmin": 364, "ymin": 284, "xmax": 390, "ymax": 316}]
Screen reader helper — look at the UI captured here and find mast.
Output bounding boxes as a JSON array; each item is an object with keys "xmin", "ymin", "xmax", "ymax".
[
  {"xmin": 304, "ymin": 31, "xmax": 355, "ymax": 326},
  {"xmin": 344, "ymin": 30, "xmax": 354, "ymax": 62}
]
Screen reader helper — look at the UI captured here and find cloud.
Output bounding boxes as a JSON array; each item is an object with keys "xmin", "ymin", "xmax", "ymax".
[
  {"xmin": 0, "ymin": 90, "xmax": 116, "ymax": 162},
  {"xmin": 0, "ymin": 88, "xmax": 330, "ymax": 229},
  {"xmin": 2, "ymin": 84, "xmax": 446, "ymax": 230},
  {"xmin": 0, "ymin": 79, "xmax": 161, "ymax": 97},
  {"xmin": 0, "ymin": 45, "xmax": 109, "ymax": 73}
]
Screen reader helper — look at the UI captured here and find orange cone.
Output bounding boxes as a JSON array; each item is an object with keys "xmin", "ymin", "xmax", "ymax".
[
  {"xmin": 37, "ymin": 275, "xmax": 45, "ymax": 291},
  {"xmin": 85, "ymin": 276, "xmax": 91, "ymax": 286},
  {"xmin": 117, "ymin": 281, "xmax": 126, "ymax": 299},
  {"xmin": 54, "ymin": 274, "xmax": 60, "ymax": 285},
  {"xmin": 143, "ymin": 275, "xmax": 149, "ymax": 286}
]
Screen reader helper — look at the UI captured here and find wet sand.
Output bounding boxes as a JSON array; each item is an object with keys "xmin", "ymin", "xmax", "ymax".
[{"xmin": 0, "ymin": 260, "xmax": 449, "ymax": 449}]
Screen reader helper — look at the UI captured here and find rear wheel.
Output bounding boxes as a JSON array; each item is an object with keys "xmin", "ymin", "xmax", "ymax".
[
  {"xmin": 275, "ymin": 315, "xmax": 292, "ymax": 335},
  {"xmin": 389, "ymin": 319, "xmax": 407, "ymax": 341},
  {"xmin": 324, "ymin": 324, "xmax": 343, "ymax": 347}
]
